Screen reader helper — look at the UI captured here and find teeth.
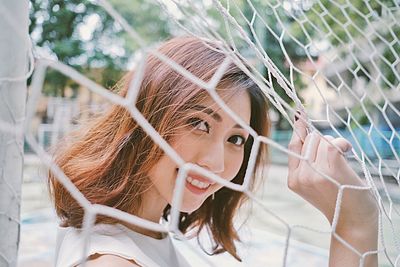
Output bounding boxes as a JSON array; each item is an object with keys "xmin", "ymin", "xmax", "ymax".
[{"xmin": 186, "ymin": 176, "xmax": 210, "ymax": 189}]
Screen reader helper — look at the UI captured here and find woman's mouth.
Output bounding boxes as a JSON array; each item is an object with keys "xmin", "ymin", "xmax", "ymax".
[
  {"xmin": 185, "ymin": 176, "xmax": 211, "ymax": 194},
  {"xmin": 175, "ymin": 168, "xmax": 214, "ymax": 195}
]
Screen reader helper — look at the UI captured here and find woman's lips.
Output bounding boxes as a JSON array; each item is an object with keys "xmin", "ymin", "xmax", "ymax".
[
  {"xmin": 187, "ymin": 173, "xmax": 215, "ymax": 185},
  {"xmin": 175, "ymin": 168, "xmax": 216, "ymax": 185},
  {"xmin": 185, "ymin": 179, "xmax": 209, "ymax": 195},
  {"xmin": 175, "ymin": 168, "xmax": 217, "ymax": 195}
]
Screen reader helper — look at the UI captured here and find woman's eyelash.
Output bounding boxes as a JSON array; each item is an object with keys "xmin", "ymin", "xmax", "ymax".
[
  {"xmin": 187, "ymin": 117, "xmax": 246, "ymax": 146},
  {"xmin": 228, "ymin": 135, "xmax": 246, "ymax": 146},
  {"xmin": 187, "ymin": 117, "xmax": 210, "ymax": 133}
]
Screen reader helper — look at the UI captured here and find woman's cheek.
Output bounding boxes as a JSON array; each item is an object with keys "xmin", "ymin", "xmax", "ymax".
[
  {"xmin": 172, "ymin": 133, "xmax": 200, "ymax": 159},
  {"xmin": 225, "ymin": 148, "xmax": 244, "ymax": 181}
]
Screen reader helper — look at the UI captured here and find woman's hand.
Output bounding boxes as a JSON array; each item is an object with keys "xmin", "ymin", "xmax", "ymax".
[{"xmin": 287, "ymin": 112, "xmax": 378, "ymax": 266}]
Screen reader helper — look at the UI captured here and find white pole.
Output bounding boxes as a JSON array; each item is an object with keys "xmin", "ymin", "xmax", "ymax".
[{"xmin": 0, "ymin": 1, "xmax": 30, "ymax": 267}]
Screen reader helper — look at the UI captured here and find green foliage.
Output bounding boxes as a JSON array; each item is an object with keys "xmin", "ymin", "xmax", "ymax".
[
  {"xmin": 30, "ymin": 0, "xmax": 398, "ymax": 130},
  {"xmin": 300, "ymin": 0, "xmax": 399, "ymax": 89},
  {"xmin": 200, "ymin": 0, "xmax": 310, "ymax": 129},
  {"xmin": 297, "ymin": 0, "xmax": 400, "ymax": 125},
  {"xmin": 29, "ymin": 0, "xmax": 172, "ymax": 97},
  {"xmin": 107, "ymin": 0, "xmax": 171, "ymax": 50}
]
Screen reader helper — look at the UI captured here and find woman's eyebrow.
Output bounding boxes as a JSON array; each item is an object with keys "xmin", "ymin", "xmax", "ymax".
[
  {"xmin": 191, "ymin": 105, "xmax": 222, "ymax": 122},
  {"xmin": 233, "ymin": 124, "xmax": 244, "ymax": 129},
  {"xmin": 191, "ymin": 105, "xmax": 247, "ymax": 129}
]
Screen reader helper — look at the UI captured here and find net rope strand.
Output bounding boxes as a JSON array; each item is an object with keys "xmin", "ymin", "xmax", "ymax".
[{"xmin": 3, "ymin": 0, "xmax": 398, "ymax": 266}]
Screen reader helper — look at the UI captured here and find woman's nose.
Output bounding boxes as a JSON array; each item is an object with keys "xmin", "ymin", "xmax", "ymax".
[{"xmin": 196, "ymin": 141, "xmax": 225, "ymax": 174}]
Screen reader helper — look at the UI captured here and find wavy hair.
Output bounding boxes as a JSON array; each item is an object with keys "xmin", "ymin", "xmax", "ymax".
[{"xmin": 48, "ymin": 36, "xmax": 270, "ymax": 261}]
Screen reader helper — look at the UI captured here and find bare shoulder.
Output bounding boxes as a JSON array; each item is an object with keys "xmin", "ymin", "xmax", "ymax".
[{"xmin": 78, "ymin": 254, "xmax": 140, "ymax": 267}]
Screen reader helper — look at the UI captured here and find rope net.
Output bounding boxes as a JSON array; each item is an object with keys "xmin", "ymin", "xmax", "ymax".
[{"xmin": 2, "ymin": 0, "xmax": 399, "ymax": 266}]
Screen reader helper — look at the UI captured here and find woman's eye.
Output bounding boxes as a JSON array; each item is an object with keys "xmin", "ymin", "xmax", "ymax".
[
  {"xmin": 228, "ymin": 135, "xmax": 246, "ymax": 146},
  {"xmin": 187, "ymin": 118, "xmax": 210, "ymax": 133}
]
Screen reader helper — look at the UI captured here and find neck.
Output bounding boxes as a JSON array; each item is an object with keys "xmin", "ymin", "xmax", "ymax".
[{"xmin": 122, "ymin": 185, "xmax": 168, "ymax": 239}]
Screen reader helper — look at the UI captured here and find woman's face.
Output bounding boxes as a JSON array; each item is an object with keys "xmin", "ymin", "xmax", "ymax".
[{"xmin": 147, "ymin": 89, "xmax": 251, "ymax": 212}]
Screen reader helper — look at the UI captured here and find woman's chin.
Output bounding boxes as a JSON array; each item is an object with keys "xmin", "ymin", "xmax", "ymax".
[{"xmin": 178, "ymin": 200, "xmax": 206, "ymax": 213}]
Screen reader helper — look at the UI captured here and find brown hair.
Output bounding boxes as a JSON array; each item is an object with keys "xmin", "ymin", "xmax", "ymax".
[{"xmin": 48, "ymin": 36, "xmax": 270, "ymax": 261}]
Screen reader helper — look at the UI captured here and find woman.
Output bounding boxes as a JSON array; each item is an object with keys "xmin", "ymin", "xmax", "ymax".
[{"xmin": 49, "ymin": 36, "xmax": 378, "ymax": 267}]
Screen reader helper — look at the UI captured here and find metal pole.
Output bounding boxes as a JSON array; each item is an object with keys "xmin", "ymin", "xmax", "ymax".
[{"xmin": 0, "ymin": 1, "xmax": 30, "ymax": 266}]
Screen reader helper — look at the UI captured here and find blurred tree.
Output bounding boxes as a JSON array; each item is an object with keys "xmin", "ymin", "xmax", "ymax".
[
  {"xmin": 297, "ymin": 0, "xmax": 400, "ymax": 126},
  {"xmin": 107, "ymin": 0, "xmax": 171, "ymax": 50},
  {"xmin": 206, "ymin": 0, "xmax": 398, "ymax": 129},
  {"xmin": 245, "ymin": 2, "xmax": 309, "ymax": 129},
  {"xmin": 291, "ymin": 0, "xmax": 399, "ymax": 89},
  {"xmin": 30, "ymin": 0, "xmax": 397, "ymax": 128},
  {"xmin": 203, "ymin": 0, "xmax": 310, "ymax": 129},
  {"xmin": 29, "ymin": 0, "xmax": 172, "ymax": 97},
  {"xmin": 30, "ymin": 0, "xmax": 308, "ymax": 129}
]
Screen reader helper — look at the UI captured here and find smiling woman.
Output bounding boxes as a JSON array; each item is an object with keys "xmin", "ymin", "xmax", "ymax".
[
  {"xmin": 49, "ymin": 36, "xmax": 270, "ymax": 267},
  {"xmin": 48, "ymin": 36, "xmax": 378, "ymax": 267},
  {"xmin": 148, "ymin": 88, "xmax": 253, "ymax": 217}
]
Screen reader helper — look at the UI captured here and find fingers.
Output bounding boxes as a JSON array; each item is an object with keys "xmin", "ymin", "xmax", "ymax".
[
  {"xmin": 328, "ymin": 138, "xmax": 363, "ymax": 186},
  {"xmin": 288, "ymin": 111, "xmax": 308, "ymax": 170},
  {"xmin": 315, "ymin": 135, "xmax": 334, "ymax": 164},
  {"xmin": 328, "ymin": 137, "xmax": 352, "ymax": 167},
  {"xmin": 316, "ymin": 136, "xmax": 352, "ymax": 168},
  {"xmin": 301, "ymin": 132, "xmax": 321, "ymax": 163},
  {"xmin": 331, "ymin": 137, "xmax": 352, "ymax": 154}
]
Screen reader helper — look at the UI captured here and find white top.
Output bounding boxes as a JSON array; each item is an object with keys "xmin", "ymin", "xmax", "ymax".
[{"xmin": 55, "ymin": 223, "xmax": 191, "ymax": 267}]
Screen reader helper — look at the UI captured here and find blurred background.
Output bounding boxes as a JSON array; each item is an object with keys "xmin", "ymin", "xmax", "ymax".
[{"xmin": 18, "ymin": 0, "xmax": 399, "ymax": 266}]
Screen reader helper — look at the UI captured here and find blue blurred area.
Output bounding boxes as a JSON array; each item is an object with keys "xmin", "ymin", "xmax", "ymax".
[
  {"xmin": 271, "ymin": 126, "xmax": 400, "ymax": 162},
  {"xmin": 321, "ymin": 126, "xmax": 400, "ymax": 160}
]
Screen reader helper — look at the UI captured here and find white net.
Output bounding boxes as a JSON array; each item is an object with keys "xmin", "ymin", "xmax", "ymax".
[{"xmin": 1, "ymin": 0, "xmax": 400, "ymax": 266}]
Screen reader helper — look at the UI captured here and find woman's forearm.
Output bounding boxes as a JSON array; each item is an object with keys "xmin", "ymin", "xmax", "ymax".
[{"xmin": 329, "ymin": 222, "xmax": 378, "ymax": 267}]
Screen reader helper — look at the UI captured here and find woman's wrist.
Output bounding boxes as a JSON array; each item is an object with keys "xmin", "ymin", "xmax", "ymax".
[
  {"xmin": 329, "ymin": 219, "xmax": 378, "ymax": 267},
  {"xmin": 334, "ymin": 218, "xmax": 378, "ymax": 252},
  {"xmin": 335, "ymin": 190, "xmax": 379, "ymax": 233}
]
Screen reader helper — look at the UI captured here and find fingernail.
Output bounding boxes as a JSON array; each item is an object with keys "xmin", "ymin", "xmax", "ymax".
[{"xmin": 294, "ymin": 110, "xmax": 301, "ymax": 121}]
